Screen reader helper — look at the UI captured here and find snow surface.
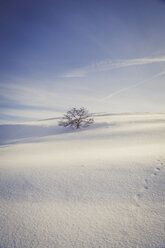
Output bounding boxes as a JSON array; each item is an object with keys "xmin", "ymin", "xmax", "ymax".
[{"xmin": 0, "ymin": 113, "xmax": 165, "ymax": 248}]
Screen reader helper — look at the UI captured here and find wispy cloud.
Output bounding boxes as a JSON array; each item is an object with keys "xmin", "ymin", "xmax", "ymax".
[
  {"xmin": 0, "ymin": 83, "xmax": 73, "ymax": 109},
  {"xmin": 0, "ymin": 83, "xmax": 97, "ymax": 121},
  {"xmin": 0, "ymin": 108, "xmax": 62, "ymax": 121},
  {"xmin": 100, "ymin": 70, "xmax": 165, "ymax": 101},
  {"xmin": 63, "ymin": 56, "xmax": 165, "ymax": 78},
  {"xmin": 0, "ymin": 84, "xmax": 66, "ymax": 122}
]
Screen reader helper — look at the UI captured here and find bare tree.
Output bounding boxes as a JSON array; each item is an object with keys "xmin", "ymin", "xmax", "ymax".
[{"xmin": 59, "ymin": 107, "xmax": 94, "ymax": 129}]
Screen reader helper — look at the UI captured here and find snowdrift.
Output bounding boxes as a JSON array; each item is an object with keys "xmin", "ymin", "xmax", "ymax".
[{"xmin": 0, "ymin": 113, "xmax": 165, "ymax": 247}]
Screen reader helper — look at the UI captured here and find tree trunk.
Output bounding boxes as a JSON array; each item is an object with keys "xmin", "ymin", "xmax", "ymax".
[{"xmin": 76, "ymin": 122, "xmax": 80, "ymax": 128}]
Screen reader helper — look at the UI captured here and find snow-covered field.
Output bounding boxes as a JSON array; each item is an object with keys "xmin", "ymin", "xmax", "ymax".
[{"xmin": 0, "ymin": 113, "xmax": 165, "ymax": 248}]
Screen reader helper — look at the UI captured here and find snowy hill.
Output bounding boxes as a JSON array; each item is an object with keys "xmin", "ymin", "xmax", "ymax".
[{"xmin": 0, "ymin": 113, "xmax": 165, "ymax": 247}]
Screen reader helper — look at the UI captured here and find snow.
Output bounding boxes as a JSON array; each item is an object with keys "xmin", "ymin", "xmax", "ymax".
[{"xmin": 0, "ymin": 113, "xmax": 165, "ymax": 248}]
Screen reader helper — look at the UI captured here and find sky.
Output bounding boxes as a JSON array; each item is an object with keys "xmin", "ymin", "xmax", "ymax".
[{"xmin": 0, "ymin": 0, "xmax": 165, "ymax": 123}]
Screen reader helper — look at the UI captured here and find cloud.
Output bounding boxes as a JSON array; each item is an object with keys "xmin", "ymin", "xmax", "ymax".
[
  {"xmin": 0, "ymin": 108, "xmax": 62, "ymax": 121},
  {"xmin": 0, "ymin": 83, "xmax": 97, "ymax": 121},
  {"xmin": 0, "ymin": 84, "xmax": 69, "ymax": 122},
  {"xmin": 63, "ymin": 56, "xmax": 165, "ymax": 78},
  {"xmin": 100, "ymin": 70, "xmax": 165, "ymax": 101},
  {"xmin": 0, "ymin": 83, "xmax": 71, "ymax": 109}
]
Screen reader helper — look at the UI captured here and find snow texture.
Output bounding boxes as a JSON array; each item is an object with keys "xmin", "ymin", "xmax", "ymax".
[{"xmin": 0, "ymin": 113, "xmax": 165, "ymax": 248}]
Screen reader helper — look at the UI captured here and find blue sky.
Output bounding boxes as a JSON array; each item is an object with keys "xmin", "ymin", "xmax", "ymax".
[{"xmin": 0, "ymin": 0, "xmax": 165, "ymax": 122}]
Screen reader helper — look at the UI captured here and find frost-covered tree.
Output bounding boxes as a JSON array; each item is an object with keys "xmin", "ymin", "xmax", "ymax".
[{"xmin": 59, "ymin": 107, "xmax": 94, "ymax": 129}]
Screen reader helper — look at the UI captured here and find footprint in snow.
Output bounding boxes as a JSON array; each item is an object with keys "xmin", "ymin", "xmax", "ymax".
[
  {"xmin": 151, "ymin": 167, "xmax": 160, "ymax": 176},
  {"xmin": 157, "ymin": 160, "xmax": 164, "ymax": 166},
  {"xmin": 136, "ymin": 193, "xmax": 141, "ymax": 199},
  {"xmin": 133, "ymin": 161, "xmax": 164, "ymax": 207},
  {"xmin": 151, "ymin": 172, "xmax": 157, "ymax": 177},
  {"xmin": 145, "ymin": 179, "xmax": 148, "ymax": 184},
  {"xmin": 133, "ymin": 179, "xmax": 149, "ymax": 206}
]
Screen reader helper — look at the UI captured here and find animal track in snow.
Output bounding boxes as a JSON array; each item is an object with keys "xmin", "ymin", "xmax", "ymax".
[
  {"xmin": 133, "ymin": 161, "xmax": 164, "ymax": 207},
  {"xmin": 136, "ymin": 193, "xmax": 141, "ymax": 199}
]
